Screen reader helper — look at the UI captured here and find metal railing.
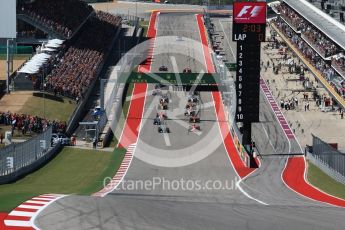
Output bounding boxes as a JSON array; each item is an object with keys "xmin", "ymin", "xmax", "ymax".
[
  {"xmin": 0, "ymin": 126, "xmax": 52, "ymax": 177},
  {"xmin": 308, "ymin": 135, "xmax": 345, "ymax": 184},
  {"xmin": 117, "ymin": 13, "xmax": 139, "ymax": 27}
]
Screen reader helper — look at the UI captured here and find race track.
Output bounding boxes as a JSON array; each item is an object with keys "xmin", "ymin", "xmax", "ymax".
[{"xmin": 34, "ymin": 12, "xmax": 345, "ymax": 230}]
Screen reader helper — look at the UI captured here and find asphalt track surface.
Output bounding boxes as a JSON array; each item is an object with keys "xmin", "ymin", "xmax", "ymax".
[
  {"xmin": 152, "ymin": 13, "xmax": 206, "ymax": 73},
  {"xmin": 34, "ymin": 13, "xmax": 345, "ymax": 230}
]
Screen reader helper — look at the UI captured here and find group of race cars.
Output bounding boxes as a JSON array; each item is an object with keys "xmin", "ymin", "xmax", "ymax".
[
  {"xmin": 159, "ymin": 65, "xmax": 192, "ymax": 73},
  {"xmin": 152, "ymin": 84, "xmax": 201, "ymax": 134}
]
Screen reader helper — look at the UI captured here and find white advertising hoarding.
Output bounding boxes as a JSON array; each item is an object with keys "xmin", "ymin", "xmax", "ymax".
[{"xmin": 0, "ymin": 0, "xmax": 16, "ymax": 38}]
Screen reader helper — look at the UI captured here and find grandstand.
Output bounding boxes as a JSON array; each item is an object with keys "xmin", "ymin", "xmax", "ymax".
[
  {"xmin": 17, "ymin": 0, "xmax": 94, "ymax": 39},
  {"xmin": 44, "ymin": 12, "xmax": 121, "ymax": 99},
  {"xmin": 272, "ymin": 0, "xmax": 345, "ymax": 106},
  {"xmin": 0, "ymin": 0, "xmax": 123, "ymax": 182},
  {"xmin": 13, "ymin": 0, "xmax": 122, "ymax": 98}
]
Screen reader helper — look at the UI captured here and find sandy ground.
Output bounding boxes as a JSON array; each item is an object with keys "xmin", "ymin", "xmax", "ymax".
[
  {"xmin": 0, "ymin": 59, "xmax": 27, "ymax": 80},
  {"xmin": 0, "ymin": 91, "xmax": 33, "ymax": 113},
  {"xmin": 0, "ymin": 58, "xmax": 31, "ymax": 114}
]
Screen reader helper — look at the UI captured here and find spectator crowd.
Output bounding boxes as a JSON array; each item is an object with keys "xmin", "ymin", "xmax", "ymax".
[
  {"xmin": 0, "ymin": 112, "xmax": 66, "ymax": 135},
  {"xmin": 277, "ymin": 3, "xmax": 340, "ymax": 57},
  {"xmin": 17, "ymin": 0, "xmax": 93, "ymax": 38},
  {"xmin": 44, "ymin": 12, "xmax": 121, "ymax": 99},
  {"xmin": 273, "ymin": 17, "xmax": 345, "ymax": 98},
  {"xmin": 15, "ymin": 1, "xmax": 122, "ymax": 100},
  {"xmin": 332, "ymin": 53, "xmax": 345, "ymax": 76}
]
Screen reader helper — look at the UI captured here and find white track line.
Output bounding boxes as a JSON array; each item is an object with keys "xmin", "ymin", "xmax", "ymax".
[
  {"xmin": 261, "ymin": 123, "xmax": 277, "ymax": 154},
  {"xmin": 163, "ymin": 133, "xmax": 172, "ymax": 146},
  {"xmin": 211, "ymin": 93, "xmax": 268, "ymax": 206},
  {"xmin": 219, "ymin": 19, "xmax": 236, "ymax": 59}
]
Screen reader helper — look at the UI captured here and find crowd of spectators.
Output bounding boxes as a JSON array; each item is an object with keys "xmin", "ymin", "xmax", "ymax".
[
  {"xmin": 0, "ymin": 112, "xmax": 66, "ymax": 135},
  {"xmin": 277, "ymin": 3, "xmax": 340, "ymax": 57},
  {"xmin": 273, "ymin": 18, "xmax": 345, "ymax": 98},
  {"xmin": 44, "ymin": 12, "xmax": 121, "ymax": 99},
  {"xmin": 17, "ymin": 20, "xmax": 47, "ymax": 39},
  {"xmin": 31, "ymin": 48, "xmax": 67, "ymax": 91},
  {"xmin": 17, "ymin": 0, "xmax": 93, "ymax": 38},
  {"xmin": 332, "ymin": 54, "xmax": 345, "ymax": 76}
]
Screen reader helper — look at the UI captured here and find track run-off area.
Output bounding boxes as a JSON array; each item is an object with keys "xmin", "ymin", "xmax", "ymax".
[{"xmin": 2, "ymin": 10, "xmax": 345, "ymax": 230}]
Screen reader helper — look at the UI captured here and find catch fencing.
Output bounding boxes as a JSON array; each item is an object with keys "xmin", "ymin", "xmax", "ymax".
[
  {"xmin": 0, "ymin": 126, "xmax": 52, "ymax": 177},
  {"xmin": 308, "ymin": 135, "xmax": 345, "ymax": 184}
]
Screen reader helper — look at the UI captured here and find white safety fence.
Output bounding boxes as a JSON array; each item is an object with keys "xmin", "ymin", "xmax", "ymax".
[{"xmin": 0, "ymin": 126, "xmax": 52, "ymax": 176}]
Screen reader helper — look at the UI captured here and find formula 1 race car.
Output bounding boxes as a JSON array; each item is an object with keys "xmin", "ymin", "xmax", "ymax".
[
  {"xmin": 188, "ymin": 96, "xmax": 199, "ymax": 103},
  {"xmin": 159, "ymin": 65, "xmax": 168, "ymax": 71},
  {"xmin": 152, "ymin": 88, "xmax": 161, "ymax": 96},
  {"xmin": 184, "ymin": 109, "xmax": 196, "ymax": 117},
  {"xmin": 183, "ymin": 67, "xmax": 192, "ymax": 73},
  {"xmin": 189, "ymin": 116, "xmax": 200, "ymax": 123},
  {"xmin": 185, "ymin": 102, "xmax": 196, "ymax": 110},
  {"xmin": 153, "ymin": 112, "xmax": 168, "ymax": 125},
  {"xmin": 158, "ymin": 125, "xmax": 170, "ymax": 133},
  {"xmin": 153, "ymin": 117, "xmax": 161, "ymax": 125},
  {"xmin": 159, "ymin": 96, "xmax": 169, "ymax": 110},
  {"xmin": 159, "ymin": 103, "xmax": 168, "ymax": 110},
  {"xmin": 160, "ymin": 96, "xmax": 169, "ymax": 104},
  {"xmin": 188, "ymin": 124, "xmax": 201, "ymax": 133}
]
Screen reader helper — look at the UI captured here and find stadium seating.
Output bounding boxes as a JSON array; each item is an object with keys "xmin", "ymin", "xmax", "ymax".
[
  {"xmin": 44, "ymin": 12, "xmax": 122, "ymax": 99},
  {"xmin": 277, "ymin": 3, "xmax": 341, "ymax": 58},
  {"xmin": 273, "ymin": 18, "xmax": 345, "ymax": 98},
  {"xmin": 17, "ymin": 0, "xmax": 93, "ymax": 38},
  {"xmin": 332, "ymin": 55, "xmax": 345, "ymax": 77}
]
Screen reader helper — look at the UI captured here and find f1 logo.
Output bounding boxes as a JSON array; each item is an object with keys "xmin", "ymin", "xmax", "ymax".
[
  {"xmin": 233, "ymin": 2, "xmax": 266, "ymax": 24},
  {"xmin": 237, "ymin": 6, "xmax": 263, "ymax": 18}
]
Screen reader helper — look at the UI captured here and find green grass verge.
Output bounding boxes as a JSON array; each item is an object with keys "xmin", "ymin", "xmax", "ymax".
[
  {"xmin": 0, "ymin": 54, "xmax": 32, "ymax": 60},
  {"xmin": 109, "ymin": 83, "xmax": 134, "ymax": 148},
  {"xmin": 18, "ymin": 95, "xmax": 77, "ymax": 122},
  {"xmin": 307, "ymin": 161, "xmax": 345, "ymax": 200},
  {"xmin": 0, "ymin": 147, "xmax": 125, "ymax": 212}
]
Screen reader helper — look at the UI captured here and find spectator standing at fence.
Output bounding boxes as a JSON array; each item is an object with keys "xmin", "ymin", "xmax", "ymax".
[
  {"xmin": 71, "ymin": 135, "xmax": 76, "ymax": 146},
  {"xmin": 93, "ymin": 137, "xmax": 97, "ymax": 149}
]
